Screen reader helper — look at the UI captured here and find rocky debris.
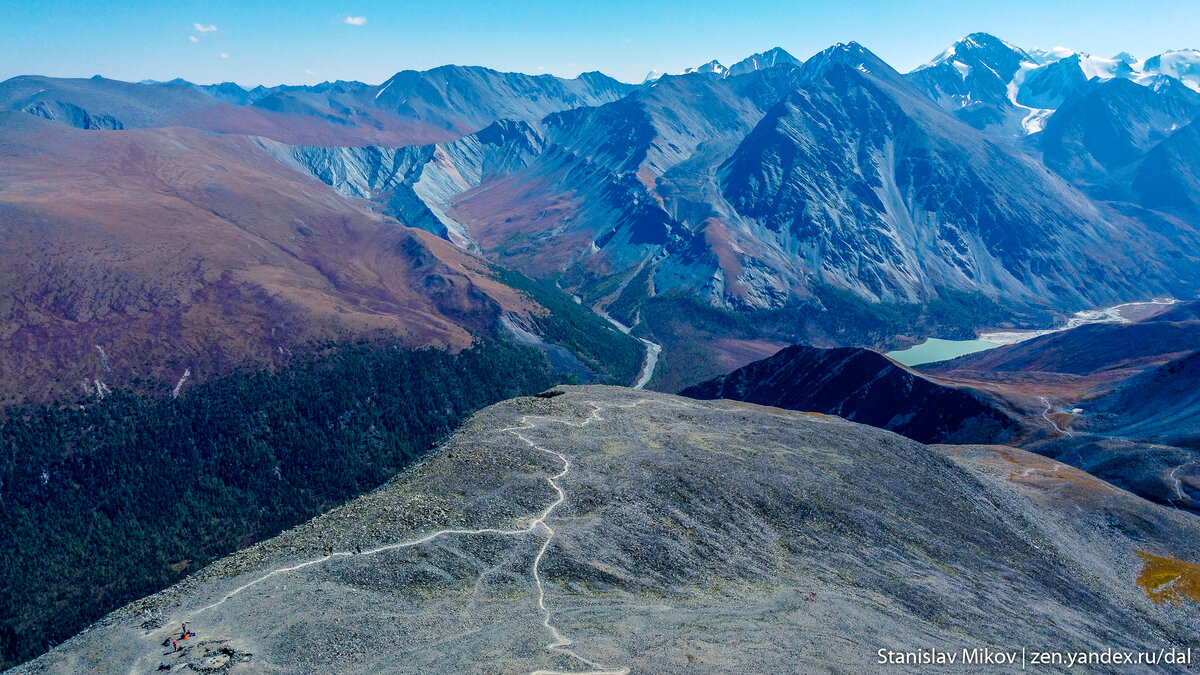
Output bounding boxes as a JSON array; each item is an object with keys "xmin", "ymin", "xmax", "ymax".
[{"xmin": 16, "ymin": 386, "xmax": 1200, "ymax": 673}]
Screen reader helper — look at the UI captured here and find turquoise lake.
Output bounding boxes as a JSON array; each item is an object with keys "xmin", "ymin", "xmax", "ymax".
[{"xmin": 885, "ymin": 338, "xmax": 1001, "ymax": 367}]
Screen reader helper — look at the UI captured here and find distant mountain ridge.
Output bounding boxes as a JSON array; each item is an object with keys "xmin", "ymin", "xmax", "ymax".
[
  {"xmin": 907, "ymin": 32, "xmax": 1200, "ymax": 136},
  {"xmin": 0, "ymin": 66, "xmax": 636, "ymax": 146},
  {"xmin": 6, "ymin": 34, "xmax": 1200, "ymax": 393},
  {"xmin": 266, "ymin": 39, "xmax": 1200, "ymax": 324}
]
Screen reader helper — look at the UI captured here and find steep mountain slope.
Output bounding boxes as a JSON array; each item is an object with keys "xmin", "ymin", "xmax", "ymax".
[
  {"xmin": 281, "ymin": 62, "xmax": 810, "ymax": 303},
  {"xmin": 1132, "ymin": 117, "xmax": 1200, "ymax": 215},
  {"xmin": 719, "ymin": 43, "xmax": 1180, "ymax": 306},
  {"xmin": 1040, "ymin": 78, "xmax": 1200, "ymax": 184},
  {"xmin": 283, "ymin": 42, "xmax": 1200, "ymax": 316},
  {"xmin": 18, "ymin": 387, "xmax": 1200, "ymax": 673},
  {"xmin": 1087, "ymin": 350, "xmax": 1200, "ymax": 445},
  {"xmin": 252, "ymin": 42, "xmax": 1200, "ymax": 394},
  {"xmin": 906, "ymin": 33, "xmax": 1034, "ymax": 132},
  {"xmin": 0, "ymin": 112, "xmax": 638, "ymax": 404},
  {"xmin": 680, "ymin": 345, "xmax": 1018, "ymax": 444},
  {"xmin": 1017, "ymin": 54, "xmax": 1093, "ymax": 109}
]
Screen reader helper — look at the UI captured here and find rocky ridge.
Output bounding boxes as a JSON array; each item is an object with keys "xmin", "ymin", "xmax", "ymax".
[{"xmin": 18, "ymin": 387, "xmax": 1200, "ymax": 673}]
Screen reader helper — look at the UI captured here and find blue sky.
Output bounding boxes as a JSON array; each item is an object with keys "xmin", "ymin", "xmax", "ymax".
[{"xmin": 3, "ymin": 1, "xmax": 1199, "ymax": 86}]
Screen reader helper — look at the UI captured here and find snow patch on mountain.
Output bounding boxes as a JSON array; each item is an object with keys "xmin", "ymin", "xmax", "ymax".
[
  {"xmin": 910, "ymin": 34, "xmax": 1200, "ymax": 135},
  {"xmin": 683, "ymin": 60, "xmax": 728, "ymax": 76}
]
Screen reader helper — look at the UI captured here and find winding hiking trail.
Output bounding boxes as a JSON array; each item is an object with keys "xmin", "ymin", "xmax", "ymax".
[{"xmin": 187, "ymin": 399, "xmax": 634, "ymax": 675}]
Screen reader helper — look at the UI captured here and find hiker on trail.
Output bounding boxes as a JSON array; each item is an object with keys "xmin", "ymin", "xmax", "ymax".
[
  {"xmin": 356, "ymin": 544, "xmax": 361, "ymax": 554},
  {"xmin": 157, "ymin": 663, "xmax": 170, "ymax": 671},
  {"xmin": 161, "ymin": 638, "xmax": 171, "ymax": 647},
  {"xmin": 172, "ymin": 640, "xmax": 177, "ymax": 651}
]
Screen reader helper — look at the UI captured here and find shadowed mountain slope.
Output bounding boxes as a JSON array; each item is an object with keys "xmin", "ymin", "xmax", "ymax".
[
  {"xmin": 1040, "ymin": 78, "xmax": 1200, "ymax": 184},
  {"xmin": 1087, "ymin": 350, "xmax": 1200, "ymax": 445},
  {"xmin": 679, "ymin": 345, "xmax": 1018, "ymax": 444}
]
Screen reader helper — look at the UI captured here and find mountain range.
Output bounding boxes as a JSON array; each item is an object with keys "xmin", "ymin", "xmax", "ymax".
[
  {"xmin": 6, "ymin": 30, "xmax": 1200, "ymax": 672},
  {"xmin": 6, "ymin": 34, "xmax": 1200, "ymax": 395}
]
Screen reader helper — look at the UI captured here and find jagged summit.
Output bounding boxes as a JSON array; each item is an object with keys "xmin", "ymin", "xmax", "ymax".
[
  {"xmin": 646, "ymin": 47, "xmax": 801, "ymax": 82},
  {"xmin": 800, "ymin": 41, "xmax": 895, "ymax": 76},
  {"xmin": 682, "ymin": 59, "xmax": 727, "ymax": 76},
  {"xmin": 910, "ymin": 33, "xmax": 1200, "ymax": 136},
  {"xmin": 727, "ymin": 46, "xmax": 802, "ymax": 77},
  {"xmin": 915, "ymin": 31, "xmax": 1031, "ymax": 73}
]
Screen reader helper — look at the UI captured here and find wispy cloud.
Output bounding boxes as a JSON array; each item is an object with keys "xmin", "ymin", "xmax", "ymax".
[
  {"xmin": 218, "ymin": 52, "xmax": 230, "ymax": 59},
  {"xmin": 305, "ymin": 69, "xmax": 318, "ymax": 76},
  {"xmin": 188, "ymin": 35, "xmax": 199, "ymax": 43},
  {"xmin": 194, "ymin": 23, "xmax": 218, "ymax": 33},
  {"xmin": 344, "ymin": 16, "xmax": 367, "ymax": 26}
]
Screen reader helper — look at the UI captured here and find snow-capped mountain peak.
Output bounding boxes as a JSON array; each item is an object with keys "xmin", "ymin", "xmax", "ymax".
[
  {"xmin": 915, "ymin": 32, "xmax": 1030, "ymax": 77},
  {"xmin": 1026, "ymin": 46, "xmax": 1077, "ymax": 65},
  {"xmin": 909, "ymin": 34, "xmax": 1200, "ymax": 136},
  {"xmin": 1144, "ymin": 50, "xmax": 1200, "ymax": 92},
  {"xmin": 642, "ymin": 69, "xmax": 665, "ymax": 84},
  {"xmin": 727, "ymin": 47, "xmax": 802, "ymax": 77},
  {"xmin": 683, "ymin": 60, "xmax": 728, "ymax": 76}
]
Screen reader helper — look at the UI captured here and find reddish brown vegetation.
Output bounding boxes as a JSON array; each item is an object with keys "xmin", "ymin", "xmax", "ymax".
[{"xmin": 0, "ymin": 115, "xmax": 533, "ymax": 404}]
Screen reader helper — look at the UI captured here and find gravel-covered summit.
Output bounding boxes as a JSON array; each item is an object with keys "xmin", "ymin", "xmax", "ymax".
[{"xmin": 17, "ymin": 385, "xmax": 1200, "ymax": 673}]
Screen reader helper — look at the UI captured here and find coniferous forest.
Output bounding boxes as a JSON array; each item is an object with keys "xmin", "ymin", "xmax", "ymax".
[{"xmin": 0, "ymin": 340, "xmax": 558, "ymax": 668}]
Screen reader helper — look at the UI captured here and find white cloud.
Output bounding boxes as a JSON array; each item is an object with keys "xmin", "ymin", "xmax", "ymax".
[
  {"xmin": 305, "ymin": 69, "xmax": 318, "ymax": 76},
  {"xmin": 194, "ymin": 23, "xmax": 218, "ymax": 33},
  {"xmin": 344, "ymin": 16, "xmax": 367, "ymax": 26},
  {"xmin": 188, "ymin": 35, "xmax": 199, "ymax": 43},
  {"xmin": 218, "ymin": 52, "xmax": 230, "ymax": 59}
]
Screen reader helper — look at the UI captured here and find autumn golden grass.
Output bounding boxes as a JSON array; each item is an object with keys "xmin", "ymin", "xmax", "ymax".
[{"xmin": 1136, "ymin": 551, "xmax": 1200, "ymax": 605}]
